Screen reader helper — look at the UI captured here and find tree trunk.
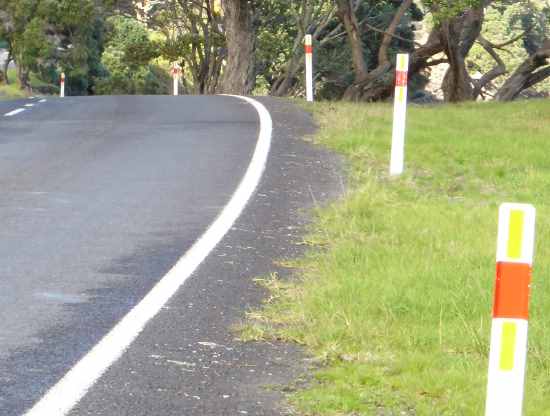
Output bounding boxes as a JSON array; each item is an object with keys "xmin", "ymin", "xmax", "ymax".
[
  {"xmin": 338, "ymin": 0, "xmax": 422, "ymax": 101},
  {"xmin": 1, "ymin": 48, "xmax": 12, "ymax": 85},
  {"xmin": 271, "ymin": 52, "xmax": 303, "ymax": 96},
  {"xmin": 220, "ymin": 0, "xmax": 256, "ymax": 95},
  {"xmin": 16, "ymin": 61, "xmax": 31, "ymax": 92},
  {"xmin": 495, "ymin": 42, "xmax": 550, "ymax": 101},
  {"xmin": 440, "ymin": 19, "xmax": 474, "ymax": 102},
  {"xmin": 270, "ymin": 29, "xmax": 304, "ymax": 97},
  {"xmin": 340, "ymin": 24, "xmax": 446, "ymax": 102},
  {"xmin": 472, "ymin": 36, "xmax": 507, "ymax": 99},
  {"xmin": 439, "ymin": 2, "xmax": 490, "ymax": 102},
  {"xmin": 378, "ymin": 0, "xmax": 413, "ymax": 65},
  {"xmin": 270, "ymin": 0, "xmax": 340, "ymax": 97},
  {"xmin": 335, "ymin": 0, "xmax": 368, "ymax": 83}
]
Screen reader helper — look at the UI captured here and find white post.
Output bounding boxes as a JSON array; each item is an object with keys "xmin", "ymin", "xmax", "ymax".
[
  {"xmin": 172, "ymin": 63, "xmax": 181, "ymax": 96},
  {"xmin": 60, "ymin": 72, "xmax": 65, "ymax": 98},
  {"xmin": 173, "ymin": 75, "xmax": 179, "ymax": 96},
  {"xmin": 485, "ymin": 203, "xmax": 536, "ymax": 416},
  {"xmin": 305, "ymin": 34, "xmax": 314, "ymax": 102},
  {"xmin": 389, "ymin": 53, "xmax": 409, "ymax": 176}
]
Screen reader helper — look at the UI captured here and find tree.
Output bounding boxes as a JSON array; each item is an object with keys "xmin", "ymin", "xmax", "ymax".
[
  {"xmin": 467, "ymin": 1, "xmax": 550, "ymax": 100},
  {"xmin": 95, "ymin": 16, "xmax": 167, "ymax": 95},
  {"xmin": 220, "ymin": 0, "xmax": 256, "ymax": 94},
  {"xmin": 0, "ymin": 8, "xmax": 15, "ymax": 84},
  {"xmin": 495, "ymin": 39, "xmax": 550, "ymax": 100},
  {"xmin": 257, "ymin": 0, "xmax": 344, "ymax": 98},
  {"xmin": 150, "ymin": 0, "xmax": 225, "ymax": 94},
  {"xmin": 437, "ymin": 1, "xmax": 490, "ymax": 102},
  {"xmin": 334, "ymin": 0, "xmax": 425, "ymax": 101},
  {"xmin": 0, "ymin": 0, "xmax": 124, "ymax": 94}
]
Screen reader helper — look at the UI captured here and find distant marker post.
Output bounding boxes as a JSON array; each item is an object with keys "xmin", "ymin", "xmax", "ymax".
[
  {"xmin": 171, "ymin": 63, "xmax": 182, "ymax": 96},
  {"xmin": 305, "ymin": 34, "xmax": 314, "ymax": 102},
  {"xmin": 389, "ymin": 53, "xmax": 409, "ymax": 176},
  {"xmin": 60, "ymin": 72, "xmax": 66, "ymax": 98},
  {"xmin": 485, "ymin": 203, "xmax": 536, "ymax": 416}
]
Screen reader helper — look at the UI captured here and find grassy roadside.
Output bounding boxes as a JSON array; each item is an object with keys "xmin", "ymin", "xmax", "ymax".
[
  {"xmin": 240, "ymin": 100, "xmax": 550, "ymax": 415},
  {"xmin": 0, "ymin": 83, "xmax": 27, "ymax": 100},
  {"xmin": 0, "ymin": 68, "xmax": 56, "ymax": 100}
]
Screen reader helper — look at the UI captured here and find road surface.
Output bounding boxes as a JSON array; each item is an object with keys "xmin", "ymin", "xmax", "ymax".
[{"xmin": 0, "ymin": 95, "xmax": 340, "ymax": 415}]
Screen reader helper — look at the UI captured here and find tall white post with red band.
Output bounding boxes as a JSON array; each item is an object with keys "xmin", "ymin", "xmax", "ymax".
[
  {"xmin": 485, "ymin": 203, "xmax": 536, "ymax": 416},
  {"xmin": 389, "ymin": 53, "xmax": 409, "ymax": 176},
  {"xmin": 60, "ymin": 72, "xmax": 66, "ymax": 98},
  {"xmin": 305, "ymin": 34, "xmax": 314, "ymax": 102},
  {"xmin": 171, "ymin": 63, "xmax": 182, "ymax": 96}
]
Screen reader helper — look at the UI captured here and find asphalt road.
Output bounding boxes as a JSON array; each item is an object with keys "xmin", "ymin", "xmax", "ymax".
[{"xmin": 0, "ymin": 95, "xmax": 340, "ymax": 415}]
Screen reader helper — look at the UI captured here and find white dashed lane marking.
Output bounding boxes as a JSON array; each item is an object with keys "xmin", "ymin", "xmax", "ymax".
[
  {"xmin": 3, "ymin": 97, "xmax": 48, "ymax": 117},
  {"xmin": 4, "ymin": 108, "xmax": 26, "ymax": 117}
]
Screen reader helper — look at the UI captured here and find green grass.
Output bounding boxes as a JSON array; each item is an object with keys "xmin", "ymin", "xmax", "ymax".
[
  {"xmin": 0, "ymin": 82, "xmax": 27, "ymax": 100},
  {"xmin": 241, "ymin": 100, "xmax": 550, "ymax": 415},
  {"xmin": 0, "ymin": 68, "xmax": 56, "ymax": 100}
]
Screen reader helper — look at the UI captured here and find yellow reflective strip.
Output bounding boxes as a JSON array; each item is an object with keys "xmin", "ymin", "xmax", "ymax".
[
  {"xmin": 499, "ymin": 322, "xmax": 517, "ymax": 371},
  {"xmin": 399, "ymin": 55, "xmax": 407, "ymax": 71},
  {"xmin": 395, "ymin": 87, "xmax": 405, "ymax": 103},
  {"xmin": 507, "ymin": 210, "xmax": 525, "ymax": 259}
]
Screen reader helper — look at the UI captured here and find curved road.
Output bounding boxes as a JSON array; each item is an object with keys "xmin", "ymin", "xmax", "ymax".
[{"xmin": 0, "ymin": 95, "xmax": 340, "ymax": 415}]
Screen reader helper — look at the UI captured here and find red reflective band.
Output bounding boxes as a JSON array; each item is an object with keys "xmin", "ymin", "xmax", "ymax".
[
  {"xmin": 395, "ymin": 70, "xmax": 408, "ymax": 87},
  {"xmin": 493, "ymin": 262, "xmax": 532, "ymax": 320},
  {"xmin": 305, "ymin": 45, "xmax": 313, "ymax": 54}
]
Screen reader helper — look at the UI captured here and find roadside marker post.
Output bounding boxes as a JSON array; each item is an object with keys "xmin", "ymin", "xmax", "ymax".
[
  {"xmin": 305, "ymin": 34, "xmax": 314, "ymax": 102},
  {"xmin": 60, "ymin": 72, "xmax": 65, "ymax": 98},
  {"xmin": 171, "ymin": 63, "xmax": 182, "ymax": 96},
  {"xmin": 485, "ymin": 203, "xmax": 536, "ymax": 416},
  {"xmin": 389, "ymin": 53, "xmax": 409, "ymax": 176}
]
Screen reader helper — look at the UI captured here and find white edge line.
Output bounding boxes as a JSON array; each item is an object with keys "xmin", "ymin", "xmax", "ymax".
[
  {"xmin": 24, "ymin": 104, "xmax": 35, "ymax": 107},
  {"xmin": 23, "ymin": 95, "xmax": 273, "ymax": 416},
  {"xmin": 39, "ymin": 99, "xmax": 47, "ymax": 103},
  {"xmin": 4, "ymin": 108, "xmax": 26, "ymax": 117}
]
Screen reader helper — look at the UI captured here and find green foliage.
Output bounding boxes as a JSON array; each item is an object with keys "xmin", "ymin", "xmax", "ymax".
[
  {"xmin": 0, "ymin": 0, "xmax": 116, "ymax": 94},
  {"xmin": 105, "ymin": 16, "xmax": 158, "ymax": 67},
  {"xmin": 423, "ymin": 0, "xmax": 483, "ymax": 23},
  {"xmin": 95, "ymin": 16, "xmax": 167, "ymax": 95},
  {"xmin": 255, "ymin": 0, "xmax": 297, "ymax": 84},
  {"xmin": 1, "ymin": 0, "xmax": 547, "ymax": 98},
  {"xmin": 150, "ymin": 1, "xmax": 225, "ymax": 94},
  {"xmin": 18, "ymin": 17, "xmax": 52, "ymax": 70}
]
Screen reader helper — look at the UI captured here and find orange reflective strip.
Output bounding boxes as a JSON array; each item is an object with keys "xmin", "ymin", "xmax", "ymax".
[
  {"xmin": 305, "ymin": 45, "xmax": 313, "ymax": 54},
  {"xmin": 493, "ymin": 262, "xmax": 531, "ymax": 319},
  {"xmin": 395, "ymin": 70, "xmax": 408, "ymax": 87}
]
